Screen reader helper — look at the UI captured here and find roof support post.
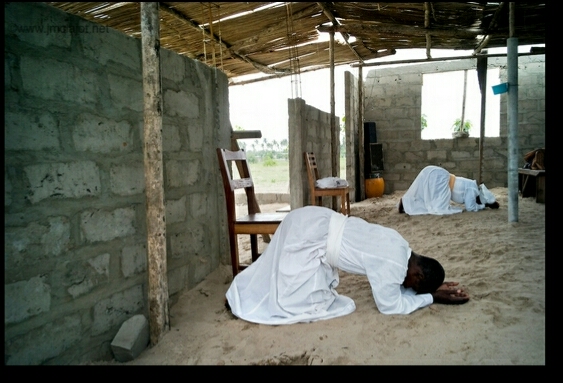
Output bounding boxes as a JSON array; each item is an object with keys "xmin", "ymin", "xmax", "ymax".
[
  {"xmin": 476, "ymin": 54, "xmax": 488, "ymax": 185},
  {"xmin": 330, "ymin": 31, "xmax": 338, "ymax": 210},
  {"xmin": 140, "ymin": 1, "xmax": 170, "ymax": 346},
  {"xmin": 507, "ymin": 3, "xmax": 519, "ymax": 222}
]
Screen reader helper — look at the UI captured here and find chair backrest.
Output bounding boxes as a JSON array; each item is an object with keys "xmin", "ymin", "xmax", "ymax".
[
  {"xmin": 216, "ymin": 148, "xmax": 259, "ymax": 219},
  {"xmin": 304, "ymin": 152, "xmax": 321, "ymax": 191}
]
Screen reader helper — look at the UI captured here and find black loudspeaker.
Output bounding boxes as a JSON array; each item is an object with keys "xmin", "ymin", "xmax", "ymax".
[
  {"xmin": 363, "ymin": 122, "xmax": 383, "ymax": 177},
  {"xmin": 369, "ymin": 143, "xmax": 384, "ymax": 172},
  {"xmin": 364, "ymin": 122, "xmax": 377, "ymax": 145}
]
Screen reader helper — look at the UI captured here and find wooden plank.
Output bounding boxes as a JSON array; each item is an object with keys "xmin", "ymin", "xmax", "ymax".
[
  {"xmin": 141, "ymin": 2, "xmax": 169, "ymax": 346},
  {"xmin": 518, "ymin": 169, "xmax": 545, "ymax": 176},
  {"xmin": 231, "ymin": 130, "xmax": 262, "ymax": 140}
]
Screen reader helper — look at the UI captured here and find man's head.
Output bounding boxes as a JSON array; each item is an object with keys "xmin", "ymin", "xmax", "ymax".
[
  {"xmin": 476, "ymin": 196, "xmax": 500, "ymax": 209},
  {"xmin": 403, "ymin": 251, "xmax": 445, "ymax": 294},
  {"xmin": 485, "ymin": 201, "xmax": 500, "ymax": 209}
]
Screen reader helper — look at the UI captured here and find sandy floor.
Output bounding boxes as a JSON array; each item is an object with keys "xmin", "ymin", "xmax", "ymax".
[{"xmin": 116, "ymin": 187, "xmax": 545, "ymax": 365}]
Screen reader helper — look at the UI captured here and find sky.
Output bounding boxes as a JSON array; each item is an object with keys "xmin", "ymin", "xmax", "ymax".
[
  {"xmin": 421, "ymin": 68, "xmax": 501, "ymax": 139},
  {"xmin": 228, "ymin": 45, "xmax": 541, "ymax": 143}
]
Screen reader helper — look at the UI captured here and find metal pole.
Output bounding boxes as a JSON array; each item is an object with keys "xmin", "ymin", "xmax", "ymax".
[
  {"xmin": 477, "ymin": 54, "xmax": 488, "ymax": 184},
  {"xmin": 507, "ymin": 3, "xmax": 519, "ymax": 222}
]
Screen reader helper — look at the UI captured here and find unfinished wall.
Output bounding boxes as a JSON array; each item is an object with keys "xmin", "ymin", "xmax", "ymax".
[
  {"xmin": 362, "ymin": 55, "xmax": 545, "ymax": 193},
  {"xmin": 288, "ymin": 98, "xmax": 341, "ymax": 210},
  {"xmin": 4, "ymin": 2, "xmax": 231, "ymax": 364}
]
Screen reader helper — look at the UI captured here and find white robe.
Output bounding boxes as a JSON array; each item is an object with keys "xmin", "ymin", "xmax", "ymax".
[
  {"xmin": 401, "ymin": 165, "xmax": 485, "ymax": 215},
  {"xmin": 225, "ymin": 206, "xmax": 433, "ymax": 325}
]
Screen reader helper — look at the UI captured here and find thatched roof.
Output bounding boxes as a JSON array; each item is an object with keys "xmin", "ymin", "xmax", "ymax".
[{"xmin": 47, "ymin": 2, "xmax": 546, "ymax": 84}]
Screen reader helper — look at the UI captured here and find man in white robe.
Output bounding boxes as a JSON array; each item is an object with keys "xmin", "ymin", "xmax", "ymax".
[
  {"xmin": 398, "ymin": 165, "xmax": 499, "ymax": 215},
  {"xmin": 225, "ymin": 205, "xmax": 469, "ymax": 325}
]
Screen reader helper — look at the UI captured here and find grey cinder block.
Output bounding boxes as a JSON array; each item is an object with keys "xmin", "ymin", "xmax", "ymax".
[{"xmin": 111, "ymin": 314, "xmax": 149, "ymax": 362}]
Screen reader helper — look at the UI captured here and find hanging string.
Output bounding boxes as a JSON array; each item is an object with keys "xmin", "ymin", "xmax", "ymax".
[
  {"xmin": 201, "ymin": 3, "xmax": 207, "ymax": 65},
  {"xmin": 208, "ymin": 3, "xmax": 216, "ymax": 68},
  {"xmin": 217, "ymin": 4, "xmax": 223, "ymax": 69},
  {"xmin": 285, "ymin": 2, "xmax": 301, "ymax": 99}
]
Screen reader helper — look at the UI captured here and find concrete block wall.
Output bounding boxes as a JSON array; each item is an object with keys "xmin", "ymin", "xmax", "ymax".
[
  {"xmin": 5, "ymin": 2, "xmax": 231, "ymax": 365},
  {"xmin": 363, "ymin": 55, "xmax": 545, "ymax": 194},
  {"xmin": 288, "ymin": 98, "xmax": 341, "ymax": 210}
]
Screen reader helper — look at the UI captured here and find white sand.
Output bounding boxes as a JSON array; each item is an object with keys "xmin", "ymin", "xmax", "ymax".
[{"xmin": 122, "ymin": 188, "xmax": 545, "ymax": 365}]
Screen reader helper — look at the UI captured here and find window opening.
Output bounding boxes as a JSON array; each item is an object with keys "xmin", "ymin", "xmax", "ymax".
[{"xmin": 421, "ymin": 68, "xmax": 500, "ymax": 139}]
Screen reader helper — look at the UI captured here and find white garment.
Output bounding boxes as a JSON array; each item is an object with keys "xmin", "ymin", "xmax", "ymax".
[
  {"xmin": 400, "ymin": 165, "xmax": 485, "ymax": 215},
  {"xmin": 315, "ymin": 177, "xmax": 349, "ymax": 188},
  {"xmin": 225, "ymin": 206, "xmax": 433, "ymax": 325}
]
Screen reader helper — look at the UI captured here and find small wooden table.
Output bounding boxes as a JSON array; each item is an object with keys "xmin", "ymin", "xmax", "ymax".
[{"xmin": 518, "ymin": 168, "xmax": 545, "ymax": 203}]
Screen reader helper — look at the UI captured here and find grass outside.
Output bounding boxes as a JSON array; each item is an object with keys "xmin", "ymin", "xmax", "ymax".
[{"xmin": 242, "ymin": 158, "xmax": 346, "ymax": 194}]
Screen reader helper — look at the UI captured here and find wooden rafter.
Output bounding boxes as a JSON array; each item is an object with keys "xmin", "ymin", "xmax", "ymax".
[
  {"xmin": 47, "ymin": 2, "xmax": 546, "ymax": 81},
  {"xmin": 317, "ymin": 22, "xmax": 484, "ymax": 39},
  {"xmin": 159, "ymin": 3, "xmax": 291, "ymax": 75},
  {"xmin": 316, "ymin": 2, "xmax": 365, "ymax": 64},
  {"xmin": 424, "ymin": 2, "xmax": 432, "ymax": 59},
  {"xmin": 474, "ymin": 2, "xmax": 506, "ymax": 54}
]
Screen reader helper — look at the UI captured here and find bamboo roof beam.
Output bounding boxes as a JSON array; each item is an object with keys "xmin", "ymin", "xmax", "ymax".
[
  {"xmin": 316, "ymin": 2, "xmax": 365, "ymax": 64},
  {"xmin": 159, "ymin": 3, "xmax": 291, "ymax": 75},
  {"xmin": 474, "ymin": 2, "xmax": 505, "ymax": 54},
  {"xmin": 317, "ymin": 23, "xmax": 483, "ymax": 39},
  {"xmin": 228, "ymin": 3, "xmax": 318, "ymax": 52}
]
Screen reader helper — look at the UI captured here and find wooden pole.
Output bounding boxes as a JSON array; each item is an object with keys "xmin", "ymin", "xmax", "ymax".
[
  {"xmin": 460, "ymin": 69, "xmax": 468, "ymax": 132},
  {"xmin": 141, "ymin": 2, "xmax": 170, "ymax": 346},
  {"xmin": 358, "ymin": 65, "xmax": 364, "ymax": 202},
  {"xmin": 330, "ymin": 31, "xmax": 337, "ymax": 210}
]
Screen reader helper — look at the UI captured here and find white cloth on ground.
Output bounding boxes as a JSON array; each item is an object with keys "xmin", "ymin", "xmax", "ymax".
[
  {"xmin": 315, "ymin": 177, "xmax": 349, "ymax": 188},
  {"xmin": 326, "ymin": 211, "xmax": 347, "ymax": 268},
  {"xmin": 478, "ymin": 183, "xmax": 496, "ymax": 204},
  {"xmin": 225, "ymin": 206, "xmax": 433, "ymax": 325},
  {"xmin": 400, "ymin": 165, "xmax": 485, "ymax": 215}
]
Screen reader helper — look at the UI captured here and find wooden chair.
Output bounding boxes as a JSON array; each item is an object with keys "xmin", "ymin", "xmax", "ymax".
[
  {"xmin": 304, "ymin": 152, "xmax": 350, "ymax": 215},
  {"xmin": 216, "ymin": 148, "xmax": 287, "ymax": 276}
]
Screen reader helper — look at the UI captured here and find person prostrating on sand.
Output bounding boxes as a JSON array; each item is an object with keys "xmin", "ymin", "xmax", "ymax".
[
  {"xmin": 225, "ymin": 206, "xmax": 469, "ymax": 325},
  {"xmin": 397, "ymin": 165, "xmax": 499, "ymax": 215}
]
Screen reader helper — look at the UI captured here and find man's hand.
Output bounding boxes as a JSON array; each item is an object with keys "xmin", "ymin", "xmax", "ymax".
[{"xmin": 432, "ymin": 281, "xmax": 470, "ymax": 305}]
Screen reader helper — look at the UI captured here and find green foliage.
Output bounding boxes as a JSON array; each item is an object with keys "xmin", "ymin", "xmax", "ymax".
[
  {"xmin": 262, "ymin": 153, "xmax": 277, "ymax": 167},
  {"xmin": 421, "ymin": 114, "xmax": 428, "ymax": 130},
  {"xmin": 247, "ymin": 152, "xmax": 257, "ymax": 163},
  {"xmin": 452, "ymin": 118, "xmax": 472, "ymax": 133},
  {"xmin": 263, "ymin": 158, "xmax": 276, "ymax": 166}
]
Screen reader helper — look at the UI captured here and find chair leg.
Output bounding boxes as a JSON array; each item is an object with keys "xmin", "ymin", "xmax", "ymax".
[
  {"xmin": 229, "ymin": 231, "xmax": 239, "ymax": 276},
  {"xmin": 250, "ymin": 234, "xmax": 259, "ymax": 262}
]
